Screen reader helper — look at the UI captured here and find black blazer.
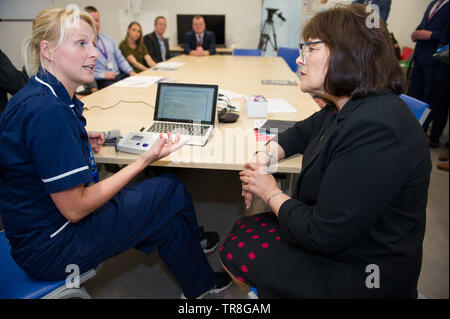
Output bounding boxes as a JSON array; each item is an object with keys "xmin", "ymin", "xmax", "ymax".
[
  {"xmin": 143, "ymin": 32, "xmax": 171, "ymax": 63},
  {"xmin": 183, "ymin": 30, "xmax": 216, "ymax": 55},
  {"xmin": 413, "ymin": 0, "xmax": 449, "ymax": 67},
  {"xmin": 0, "ymin": 50, "xmax": 27, "ymax": 114},
  {"xmin": 260, "ymin": 92, "xmax": 431, "ymax": 298}
]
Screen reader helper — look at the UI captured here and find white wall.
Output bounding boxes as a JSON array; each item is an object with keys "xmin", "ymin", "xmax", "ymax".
[
  {"xmin": 386, "ymin": 0, "xmax": 430, "ymax": 50},
  {"xmin": 0, "ymin": 0, "xmax": 261, "ymax": 69},
  {"xmin": 261, "ymin": 0, "xmax": 302, "ymax": 56},
  {"xmin": 0, "ymin": 0, "xmax": 435, "ymax": 69}
]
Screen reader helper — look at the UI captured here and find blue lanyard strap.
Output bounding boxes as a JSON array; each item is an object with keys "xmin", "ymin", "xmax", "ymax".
[
  {"xmin": 97, "ymin": 36, "xmax": 109, "ymax": 60},
  {"xmin": 87, "ymin": 144, "xmax": 99, "ymax": 183}
]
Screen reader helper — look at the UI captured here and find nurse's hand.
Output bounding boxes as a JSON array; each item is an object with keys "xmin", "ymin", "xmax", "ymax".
[
  {"xmin": 88, "ymin": 131, "xmax": 105, "ymax": 153},
  {"xmin": 141, "ymin": 133, "xmax": 188, "ymax": 165}
]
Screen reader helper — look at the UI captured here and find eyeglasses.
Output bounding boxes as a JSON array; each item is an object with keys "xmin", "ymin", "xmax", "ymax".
[{"xmin": 298, "ymin": 40, "xmax": 324, "ymax": 63}]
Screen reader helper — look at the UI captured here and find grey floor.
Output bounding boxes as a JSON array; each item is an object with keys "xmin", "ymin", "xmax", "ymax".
[{"xmin": 82, "ymin": 146, "xmax": 449, "ymax": 299}]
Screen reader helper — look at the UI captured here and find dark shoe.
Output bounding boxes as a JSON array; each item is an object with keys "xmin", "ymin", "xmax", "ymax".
[
  {"xmin": 181, "ymin": 272, "xmax": 233, "ymax": 299},
  {"xmin": 199, "ymin": 226, "xmax": 219, "ymax": 254},
  {"xmin": 439, "ymin": 149, "xmax": 449, "ymax": 162},
  {"xmin": 428, "ymin": 140, "xmax": 440, "ymax": 148},
  {"xmin": 437, "ymin": 163, "xmax": 449, "ymax": 172}
]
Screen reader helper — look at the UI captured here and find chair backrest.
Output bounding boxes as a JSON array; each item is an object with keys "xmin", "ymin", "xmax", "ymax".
[
  {"xmin": 400, "ymin": 47, "xmax": 413, "ymax": 61},
  {"xmin": 233, "ymin": 49, "xmax": 262, "ymax": 56},
  {"xmin": 399, "ymin": 94, "xmax": 430, "ymax": 125},
  {"xmin": 277, "ymin": 47, "xmax": 299, "ymax": 73}
]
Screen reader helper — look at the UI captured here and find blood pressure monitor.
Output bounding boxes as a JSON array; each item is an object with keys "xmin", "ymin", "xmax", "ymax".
[{"xmin": 117, "ymin": 132, "xmax": 159, "ymax": 155}]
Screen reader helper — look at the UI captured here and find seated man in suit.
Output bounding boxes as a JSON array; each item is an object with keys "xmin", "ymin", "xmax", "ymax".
[
  {"xmin": 184, "ymin": 16, "xmax": 216, "ymax": 56},
  {"xmin": 144, "ymin": 16, "xmax": 171, "ymax": 63}
]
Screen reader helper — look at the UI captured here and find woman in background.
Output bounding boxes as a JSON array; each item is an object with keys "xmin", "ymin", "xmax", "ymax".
[{"xmin": 119, "ymin": 21, "xmax": 156, "ymax": 72}]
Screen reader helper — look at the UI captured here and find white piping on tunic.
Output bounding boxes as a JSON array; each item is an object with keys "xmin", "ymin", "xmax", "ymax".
[
  {"xmin": 34, "ymin": 75, "xmax": 77, "ymax": 238},
  {"xmin": 34, "ymin": 76, "xmax": 57, "ymax": 97},
  {"xmin": 50, "ymin": 221, "xmax": 70, "ymax": 238},
  {"xmin": 41, "ymin": 166, "xmax": 89, "ymax": 183}
]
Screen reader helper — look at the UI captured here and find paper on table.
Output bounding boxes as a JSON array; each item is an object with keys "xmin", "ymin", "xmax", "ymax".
[
  {"xmin": 112, "ymin": 76, "xmax": 162, "ymax": 88},
  {"xmin": 156, "ymin": 62, "xmax": 185, "ymax": 69},
  {"xmin": 267, "ymin": 98, "xmax": 297, "ymax": 113}
]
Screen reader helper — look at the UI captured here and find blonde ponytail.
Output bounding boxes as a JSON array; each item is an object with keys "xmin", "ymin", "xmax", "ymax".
[{"xmin": 22, "ymin": 6, "xmax": 96, "ymax": 76}]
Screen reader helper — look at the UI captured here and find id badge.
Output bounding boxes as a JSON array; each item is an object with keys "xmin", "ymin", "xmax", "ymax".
[{"xmin": 106, "ymin": 61, "xmax": 114, "ymax": 70}]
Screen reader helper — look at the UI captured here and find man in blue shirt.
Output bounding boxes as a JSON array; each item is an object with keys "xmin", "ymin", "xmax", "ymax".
[{"xmin": 85, "ymin": 6, "xmax": 136, "ymax": 89}]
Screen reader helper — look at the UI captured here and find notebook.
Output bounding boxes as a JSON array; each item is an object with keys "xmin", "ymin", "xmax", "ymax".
[{"xmin": 146, "ymin": 82, "xmax": 218, "ymax": 146}]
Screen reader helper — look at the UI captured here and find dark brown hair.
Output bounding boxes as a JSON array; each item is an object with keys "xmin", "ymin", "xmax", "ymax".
[
  {"xmin": 126, "ymin": 21, "xmax": 144, "ymax": 53},
  {"xmin": 84, "ymin": 6, "xmax": 98, "ymax": 13},
  {"xmin": 154, "ymin": 16, "xmax": 166, "ymax": 25},
  {"xmin": 301, "ymin": 4, "xmax": 406, "ymax": 100}
]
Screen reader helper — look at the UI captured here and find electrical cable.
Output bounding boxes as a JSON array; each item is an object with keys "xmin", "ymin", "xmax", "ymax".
[{"xmin": 83, "ymin": 100, "xmax": 155, "ymax": 111}]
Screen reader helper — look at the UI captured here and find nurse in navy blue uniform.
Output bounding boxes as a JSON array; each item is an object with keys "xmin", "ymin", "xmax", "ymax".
[{"xmin": 0, "ymin": 7, "xmax": 231, "ymax": 299}]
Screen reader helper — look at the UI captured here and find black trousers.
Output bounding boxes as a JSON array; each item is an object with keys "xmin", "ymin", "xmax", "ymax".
[{"xmin": 428, "ymin": 68, "xmax": 449, "ymax": 144}]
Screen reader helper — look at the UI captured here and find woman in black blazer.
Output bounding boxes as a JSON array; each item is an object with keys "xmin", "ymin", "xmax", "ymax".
[{"xmin": 220, "ymin": 4, "xmax": 431, "ymax": 298}]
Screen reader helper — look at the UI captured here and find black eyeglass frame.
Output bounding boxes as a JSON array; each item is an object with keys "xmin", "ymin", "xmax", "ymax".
[{"xmin": 298, "ymin": 40, "xmax": 324, "ymax": 61}]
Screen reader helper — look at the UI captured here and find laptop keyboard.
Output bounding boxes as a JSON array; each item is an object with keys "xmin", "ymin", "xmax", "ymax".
[{"xmin": 147, "ymin": 122, "xmax": 210, "ymax": 136}]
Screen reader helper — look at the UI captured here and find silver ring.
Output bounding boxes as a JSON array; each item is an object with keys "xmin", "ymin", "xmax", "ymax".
[{"xmin": 243, "ymin": 177, "xmax": 247, "ymax": 184}]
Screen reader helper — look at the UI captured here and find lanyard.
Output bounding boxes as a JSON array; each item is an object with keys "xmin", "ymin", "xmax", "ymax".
[
  {"xmin": 97, "ymin": 36, "xmax": 108, "ymax": 60},
  {"xmin": 87, "ymin": 144, "xmax": 99, "ymax": 183}
]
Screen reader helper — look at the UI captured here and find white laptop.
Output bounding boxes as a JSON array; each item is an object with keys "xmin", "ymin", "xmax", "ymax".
[{"xmin": 146, "ymin": 82, "xmax": 218, "ymax": 146}]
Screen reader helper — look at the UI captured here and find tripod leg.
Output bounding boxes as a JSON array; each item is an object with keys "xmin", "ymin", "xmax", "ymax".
[
  {"xmin": 271, "ymin": 23, "xmax": 278, "ymax": 51},
  {"xmin": 258, "ymin": 21, "xmax": 269, "ymax": 50}
]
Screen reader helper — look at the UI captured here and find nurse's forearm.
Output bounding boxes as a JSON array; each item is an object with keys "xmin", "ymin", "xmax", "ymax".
[{"xmin": 50, "ymin": 157, "xmax": 148, "ymax": 223}]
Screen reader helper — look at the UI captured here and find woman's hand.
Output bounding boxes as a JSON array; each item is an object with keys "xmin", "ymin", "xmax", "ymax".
[
  {"xmin": 88, "ymin": 131, "xmax": 105, "ymax": 153},
  {"xmin": 239, "ymin": 162, "xmax": 280, "ymax": 209},
  {"xmin": 140, "ymin": 133, "xmax": 188, "ymax": 165}
]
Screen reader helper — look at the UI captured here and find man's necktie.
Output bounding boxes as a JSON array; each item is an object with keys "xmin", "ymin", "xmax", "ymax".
[{"xmin": 428, "ymin": 0, "xmax": 445, "ymax": 22}]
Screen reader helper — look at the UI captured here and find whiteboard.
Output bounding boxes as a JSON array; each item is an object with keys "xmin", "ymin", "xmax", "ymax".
[{"xmin": 0, "ymin": 0, "xmax": 54, "ymax": 21}]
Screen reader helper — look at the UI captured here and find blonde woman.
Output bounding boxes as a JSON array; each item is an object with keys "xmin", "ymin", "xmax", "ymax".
[
  {"xmin": 119, "ymin": 21, "xmax": 156, "ymax": 72},
  {"xmin": 0, "ymin": 7, "xmax": 231, "ymax": 298}
]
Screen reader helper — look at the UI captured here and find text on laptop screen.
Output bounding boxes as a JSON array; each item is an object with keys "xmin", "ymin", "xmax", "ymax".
[{"xmin": 157, "ymin": 85, "xmax": 215, "ymax": 122}]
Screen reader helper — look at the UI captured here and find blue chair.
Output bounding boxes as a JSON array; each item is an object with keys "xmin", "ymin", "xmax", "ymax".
[
  {"xmin": 248, "ymin": 286, "xmax": 258, "ymax": 299},
  {"xmin": 277, "ymin": 47, "xmax": 299, "ymax": 73},
  {"xmin": 399, "ymin": 94, "xmax": 430, "ymax": 125},
  {"xmin": 233, "ymin": 49, "xmax": 262, "ymax": 56},
  {"xmin": 0, "ymin": 231, "xmax": 96, "ymax": 299}
]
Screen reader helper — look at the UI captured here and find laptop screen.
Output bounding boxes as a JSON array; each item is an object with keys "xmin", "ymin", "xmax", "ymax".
[{"xmin": 154, "ymin": 82, "xmax": 218, "ymax": 125}]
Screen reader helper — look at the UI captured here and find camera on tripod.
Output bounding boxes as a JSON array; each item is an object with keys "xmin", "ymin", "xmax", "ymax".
[
  {"xmin": 258, "ymin": 8, "xmax": 286, "ymax": 53},
  {"xmin": 266, "ymin": 8, "xmax": 286, "ymax": 22}
]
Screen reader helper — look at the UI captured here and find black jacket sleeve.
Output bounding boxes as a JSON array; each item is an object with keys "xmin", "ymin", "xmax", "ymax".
[
  {"xmin": 0, "ymin": 50, "xmax": 28, "ymax": 114},
  {"xmin": 276, "ymin": 105, "xmax": 333, "ymax": 158},
  {"xmin": 278, "ymin": 115, "xmax": 418, "ymax": 255}
]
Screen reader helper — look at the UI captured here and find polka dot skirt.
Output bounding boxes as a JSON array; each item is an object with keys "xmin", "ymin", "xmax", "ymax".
[{"xmin": 220, "ymin": 212, "xmax": 280, "ymax": 288}]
